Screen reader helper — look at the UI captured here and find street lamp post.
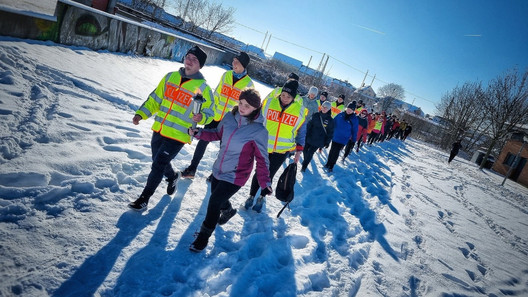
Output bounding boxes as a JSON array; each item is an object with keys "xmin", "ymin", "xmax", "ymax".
[{"xmin": 501, "ymin": 134, "xmax": 528, "ymax": 186}]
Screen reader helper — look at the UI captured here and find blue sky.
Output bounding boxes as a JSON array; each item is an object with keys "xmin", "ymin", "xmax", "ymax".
[{"xmin": 215, "ymin": 0, "xmax": 528, "ymax": 115}]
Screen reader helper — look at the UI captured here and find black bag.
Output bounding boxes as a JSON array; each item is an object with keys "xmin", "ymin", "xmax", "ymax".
[{"xmin": 275, "ymin": 163, "xmax": 297, "ymax": 218}]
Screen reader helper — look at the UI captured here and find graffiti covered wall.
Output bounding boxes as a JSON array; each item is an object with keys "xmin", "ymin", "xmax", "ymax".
[{"xmin": 0, "ymin": 1, "xmax": 224, "ymax": 65}]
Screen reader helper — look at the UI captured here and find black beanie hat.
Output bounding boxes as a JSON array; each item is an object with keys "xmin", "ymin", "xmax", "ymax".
[
  {"xmin": 235, "ymin": 52, "xmax": 250, "ymax": 69},
  {"xmin": 347, "ymin": 101, "xmax": 357, "ymax": 110},
  {"xmin": 321, "ymin": 91, "xmax": 328, "ymax": 98},
  {"xmin": 186, "ymin": 46, "xmax": 207, "ymax": 68},
  {"xmin": 282, "ymin": 80, "xmax": 298, "ymax": 98},
  {"xmin": 339, "ymin": 94, "xmax": 345, "ymax": 100},
  {"xmin": 288, "ymin": 72, "xmax": 299, "ymax": 81}
]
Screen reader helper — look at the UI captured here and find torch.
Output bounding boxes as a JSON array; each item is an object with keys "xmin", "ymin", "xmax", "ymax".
[{"xmin": 190, "ymin": 93, "xmax": 205, "ymax": 140}]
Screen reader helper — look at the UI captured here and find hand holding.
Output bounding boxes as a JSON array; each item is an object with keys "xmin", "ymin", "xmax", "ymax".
[
  {"xmin": 294, "ymin": 151, "xmax": 302, "ymax": 163},
  {"xmin": 132, "ymin": 114, "xmax": 142, "ymax": 125}
]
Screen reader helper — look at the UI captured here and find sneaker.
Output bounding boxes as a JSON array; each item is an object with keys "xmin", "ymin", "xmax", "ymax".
[
  {"xmin": 166, "ymin": 173, "xmax": 179, "ymax": 195},
  {"xmin": 181, "ymin": 167, "xmax": 196, "ymax": 179},
  {"xmin": 252, "ymin": 196, "xmax": 265, "ymax": 213},
  {"xmin": 243, "ymin": 195, "xmax": 255, "ymax": 210},
  {"xmin": 128, "ymin": 195, "xmax": 149, "ymax": 211},
  {"xmin": 218, "ymin": 208, "xmax": 237, "ymax": 225},
  {"xmin": 206, "ymin": 174, "xmax": 213, "ymax": 183}
]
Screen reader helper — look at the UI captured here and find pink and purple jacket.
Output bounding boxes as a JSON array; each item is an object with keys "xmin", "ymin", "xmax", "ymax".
[{"xmin": 196, "ymin": 110, "xmax": 271, "ymax": 189}]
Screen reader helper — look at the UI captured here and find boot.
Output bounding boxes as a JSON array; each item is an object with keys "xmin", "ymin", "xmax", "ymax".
[
  {"xmin": 181, "ymin": 166, "xmax": 196, "ymax": 179},
  {"xmin": 129, "ymin": 194, "xmax": 150, "ymax": 211},
  {"xmin": 243, "ymin": 195, "xmax": 255, "ymax": 210},
  {"xmin": 218, "ymin": 207, "xmax": 237, "ymax": 225},
  {"xmin": 166, "ymin": 172, "xmax": 179, "ymax": 195},
  {"xmin": 252, "ymin": 196, "xmax": 265, "ymax": 213},
  {"xmin": 189, "ymin": 224, "xmax": 214, "ymax": 252}
]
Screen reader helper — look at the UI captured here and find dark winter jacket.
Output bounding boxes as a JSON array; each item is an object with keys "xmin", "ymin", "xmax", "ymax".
[
  {"xmin": 332, "ymin": 111, "xmax": 358, "ymax": 145},
  {"xmin": 196, "ymin": 109, "xmax": 271, "ymax": 189},
  {"xmin": 305, "ymin": 110, "xmax": 334, "ymax": 148},
  {"xmin": 357, "ymin": 115, "xmax": 369, "ymax": 129}
]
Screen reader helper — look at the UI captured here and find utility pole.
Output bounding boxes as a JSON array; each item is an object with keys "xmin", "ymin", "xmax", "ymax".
[
  {"xmin": 361, "ymin": 70, "xmax": 368, "ymax": 87},
  {"xmin": 370, "ymin": 74, "xmax": 376, "ymax": 86},
  {"xmin": 261, "ymin": 31, "xmax": 268, "ymax": 50},
  {"xmin": 265, "ymin": 33, "xmax": 272, "ymax": 54}
]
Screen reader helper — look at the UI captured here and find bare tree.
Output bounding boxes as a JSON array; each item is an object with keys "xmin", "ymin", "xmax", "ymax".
[
  {"xmin": 202, "ymin": 2, "xmax": 235, "ymax": 38},
  {"xmin": 478, "ymin": 68, "xmax": 528, "ymax": 169},
  {"xmin": 436, "ymin": 82, "xmax": 485, "ymax": 150},
  {"xmin": 169, "ymin": 0, "xmax": 235, "ymax": 36},
  {"xmin": 378, "ymin": 83, "xmax": 405, "ymax": 100},
  {"xmin": 377, "ymin": 83, "xmax": 405, "ymax": 113}
]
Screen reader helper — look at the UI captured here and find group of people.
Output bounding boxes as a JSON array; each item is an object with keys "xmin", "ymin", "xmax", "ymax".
[{"xmin": 128, "ymin": 45, "xmax": 412, "ymax": 252}]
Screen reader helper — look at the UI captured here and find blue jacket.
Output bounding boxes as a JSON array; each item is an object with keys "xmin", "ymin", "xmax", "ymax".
[{"xmin": 332, "ymin": 111, "xmax": 358, "ymax": 145}]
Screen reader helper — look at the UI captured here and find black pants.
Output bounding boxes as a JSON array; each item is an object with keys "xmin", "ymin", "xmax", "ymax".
[
  {"xmin": 141, "ymin": 132, "xmax": 184, "ymax": 198},
  {"xmin": 343, "ymin": 139, "xmax": 355, "ymax": 159},
  {"xmin": 367, "ymin": 132, "xmax": 379, "ymax": 144},
  {"xmin": 448, "ymin": 151, "xmax": 458, "ymax": 163},
  {"xmin": 302, "ymin": 143, "xmax": 319, "ymax": 170},
  {"xmin": 202, "ymin": 176, "xmax": 241, "ymax": 230},
  {"xmin": 188, "ymin": 120, "xmax": 220, "ymax": 170},
  {"xmin": 325, "ymin": 142, "xmax": 345, "ymax": 170},
  {"xmin": 249, "ymin": 152, "xmax": 288, "ymax": 197}
]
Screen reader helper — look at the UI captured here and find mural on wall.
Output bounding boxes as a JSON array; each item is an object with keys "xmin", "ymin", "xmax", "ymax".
[
  {"xmin": 58, "ymin": 6, "xmax": 174, "ymax": 58},
  {"xmin": 0, "ymin": 2, "xmax": 225, "ymax": 65}
]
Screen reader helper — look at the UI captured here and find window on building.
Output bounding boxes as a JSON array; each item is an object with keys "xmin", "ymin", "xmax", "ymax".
[{"xmin": 503, "ymin": 152, "xmax": 516, "ymax": 166}]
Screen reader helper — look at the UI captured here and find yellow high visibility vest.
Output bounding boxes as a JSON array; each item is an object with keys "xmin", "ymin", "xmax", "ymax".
[
  {"xmin": 261, "ymin": 97, "xmax": 307, "ymax": 153},
  {"xmin": 213, "ymin": 70, "xmax": 254, "ymax": 122},
  {"xmin": 331, "ymin": 101, "xmax": 344, "ymax": 118},
  {"xmin": 136, "ymin": 71, "xmax": 214, "ymax": 144},
  {"xmin": 264, "ymin": 87, "xmax": 303, "ymax": 104},
  {"xmin": 355, "ymin": 106, "xmax": 364, "ymax": 115}
]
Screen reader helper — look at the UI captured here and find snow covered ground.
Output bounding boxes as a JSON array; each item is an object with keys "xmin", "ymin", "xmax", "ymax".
[{"xmin": 1, "ymin": 37, "xmax": 527, "ymax": 297}]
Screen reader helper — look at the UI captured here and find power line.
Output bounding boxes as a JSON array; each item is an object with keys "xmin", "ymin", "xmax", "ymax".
[{"xmin": 233, "ymin": 22, "xmax": 438, "ymax": 107}]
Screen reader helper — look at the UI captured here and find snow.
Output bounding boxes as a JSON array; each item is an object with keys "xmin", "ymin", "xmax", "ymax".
[{"xmin": 1, "ymin": 37, "xmax": 527, "ymax": 297}]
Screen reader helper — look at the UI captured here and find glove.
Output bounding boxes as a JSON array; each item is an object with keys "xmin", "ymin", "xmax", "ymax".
[{"xmin": 261, "ymin": 186, "xmax": 273, "ymax": 196}]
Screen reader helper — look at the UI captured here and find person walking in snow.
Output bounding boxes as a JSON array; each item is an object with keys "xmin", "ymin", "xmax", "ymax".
[
  {"xmin": 402, "ymin": 124, "xmax": 412, "ymax": 141},
  {"xmin": 317, "ymin": 91, "xmax": 329, "ymax": 110},
  {"xmin": 244, "ymin": 79, "xmax": 307, "ymax": 212},
  {"xmin": 448, "ymin": 139, "xmax": 462, "ymax": 163},
  {"xmin": 330, "ymin": 94, "xmax": 346, "ymax": 118},
  {"xmin": 188, "ymin": 89, "xmax": 272, "ymax": 252},
  {"xmin": 324, "ymin": 102, "xmax": 358, "ymax": 172},
  {"xmin": 301, "ymin": 101, "xmax": 334, "ymax": 172},
  {"xmin": 302, "ymin": 86, "xmax": 320, "ymax": 121},
  {"xmin": 367, "ymin": 114, "xmax": 386, "ymax": 145},
  {"xmin": 129, "ymin": 46, "xmax": 215, "ymax": 210},
  {"xmin": 264, "ymin": 72, "xmax": 302, "ymax": 103},
  {"xmin": 353, "ymin": 108, "xmax": 370, "ymax": 153},
  {"xmin": 181, "ymin": 52, "xmax": 254, "ymax": 180}
]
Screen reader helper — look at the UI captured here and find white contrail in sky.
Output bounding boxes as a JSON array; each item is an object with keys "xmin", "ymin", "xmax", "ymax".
[
  {"xmin": 354, "ymin": 24, "xmax": 386, "ymax": 35},
  {"xmin": 464, "ymin": 34, "xmax": 482, "ymax": 37}
]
